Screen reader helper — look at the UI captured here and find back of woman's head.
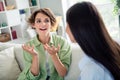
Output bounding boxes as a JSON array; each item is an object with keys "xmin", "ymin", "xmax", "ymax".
[
  {"xmin": 66, "ymin": 1, "xmax": 120, "ymax": 79},
  {"xmin": 67, "ymin": 1, "xmax": 104, "ymax": 40},
  {"xmin": 66, "ymin": 2, "xmax": 110, "ymax": 57}
]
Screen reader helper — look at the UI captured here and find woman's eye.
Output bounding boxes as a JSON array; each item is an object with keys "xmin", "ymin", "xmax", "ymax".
[
  {"xmin": 35, "ymin": 20, "xmax": 41, "ymax": 23},
  {"xmin": 45, "ymin": 19, "xmax": 50, "ymax": 23},
  {"xmin": 37, "ymin": 20, "xmax": 41, "ymax": 23}
]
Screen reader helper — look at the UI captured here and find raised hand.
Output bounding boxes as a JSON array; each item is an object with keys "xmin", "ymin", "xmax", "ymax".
[
  {"xmin": 22, "ymin": 44, "xmax": 38, "ymax": 56},
  {"xmin": 44, "ymin": 44, "xmax": 60, "ymax": 56}
]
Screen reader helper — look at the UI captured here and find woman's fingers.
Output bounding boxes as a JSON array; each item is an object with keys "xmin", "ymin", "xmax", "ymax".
[
  {"xmin": 22, "ymin": 44, "xmax": 38, "ymax": 56},
  {"xmin": 57, "ymin": 44, "xmax": 60, "ymax": 51},
  {"xmin": 44, "ymin": 44, "xmax": 60, "ymax": 55}
]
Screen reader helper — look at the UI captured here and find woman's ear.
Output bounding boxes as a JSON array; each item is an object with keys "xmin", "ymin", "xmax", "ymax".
[{"xmin": 31, "ymin": 23, "xmax": 36, "ymax": 29}]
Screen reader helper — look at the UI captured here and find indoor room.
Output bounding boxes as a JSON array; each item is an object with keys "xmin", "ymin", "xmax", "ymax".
[{"xmin": 0, "ymin": 0, "xmax": 120, "ymax": 80}]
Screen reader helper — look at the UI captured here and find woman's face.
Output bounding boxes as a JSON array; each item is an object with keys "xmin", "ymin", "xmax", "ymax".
[
  {"xmin": 66, "ymin": 23, "xmax": 76, "ymax": 43},
  {"xmin": 33, "ymin": 13, "xmax": 51, "ymax": 36}
]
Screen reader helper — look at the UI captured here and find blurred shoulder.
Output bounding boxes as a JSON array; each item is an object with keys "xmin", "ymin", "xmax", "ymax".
[
  {"xmin": 25, "ymin": 36, "xmax": 38, "ymax": 45},
  {"xmin": 51, "ymin": 33, "xmax": 68, "ymax": 43}
]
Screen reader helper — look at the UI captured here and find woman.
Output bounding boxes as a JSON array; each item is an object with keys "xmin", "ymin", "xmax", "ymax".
[
  {"xmin": 66, "ymin": 1, "xmax": 120, "ymax": 80},
  {"xmin": 18, "ymin": 8, "xmax": 72, "ymax": 80}
]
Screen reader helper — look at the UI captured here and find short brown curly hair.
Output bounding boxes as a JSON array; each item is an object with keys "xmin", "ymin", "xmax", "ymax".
[{"xmin": 28, "ymin": 8, "xmax": 56, "ymax": 27}]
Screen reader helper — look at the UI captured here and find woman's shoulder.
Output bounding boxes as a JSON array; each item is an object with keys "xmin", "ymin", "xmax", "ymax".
[
  {"xmin": 52, "ymin": 33, "xmax": 64, "ymax": 39},
  {"xmin": 51, "ymin": 34, "xmax": 71, "ymax": 48},
  {"xmin": 79, "ymin": 55, "xmax": 114, "ymax": 80},
  {"xmin": 82, "ymin": 60, "xmax": 104, "ymax": 75},
  {"xmin": 51, "ymin": 33, "xmax": 67, "ymax": 42},
  {"xmin": 25, "ymin": 36, "xmax": 38, "ymax": 45},
  {"xmin": 79, "ymin": 55, "xmax": 104, "ymax": 73}
]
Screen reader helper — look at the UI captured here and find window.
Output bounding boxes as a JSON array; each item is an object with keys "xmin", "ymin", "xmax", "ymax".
[{"xmin": 67, "ymin": 0, "xmax": 120, "ymax": 40}]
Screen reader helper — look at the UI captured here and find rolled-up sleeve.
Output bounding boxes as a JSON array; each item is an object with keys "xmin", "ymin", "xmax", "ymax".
[
  {"xmin": 17, "ymin": 50, "xmax": 41, "ymax": 80},
  {"xmin": 58, "ymin": 38, "xmax": 72, "ymax": 71}
]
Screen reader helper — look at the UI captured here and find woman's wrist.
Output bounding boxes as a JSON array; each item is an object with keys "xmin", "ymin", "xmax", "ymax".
[
  {"xmin": 32, "ymin": 54, "xmax": 39, "ymax": 59},
  {"xmin": 51, "ymin": 53, "xmax": 59, "ymax": 60}
]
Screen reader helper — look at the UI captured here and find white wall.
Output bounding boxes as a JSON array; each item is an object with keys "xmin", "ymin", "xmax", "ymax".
[{"xmin": 40, "ymin": 0, "xmax": 63, "ymax": 15}]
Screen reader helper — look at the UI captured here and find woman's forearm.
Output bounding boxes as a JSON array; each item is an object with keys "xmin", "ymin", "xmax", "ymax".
[
  {"xmin": 51, "ymin": 54, "xmax": 67, "ymax": 77},
  {"xmin": 30, "ymin": 55, "xmax": 40, "ymax": 76}
]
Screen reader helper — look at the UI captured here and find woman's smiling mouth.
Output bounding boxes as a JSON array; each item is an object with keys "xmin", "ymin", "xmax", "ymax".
[{"xmin": 39, "ymin": 28, "xmax": 47, "ymax": 31}]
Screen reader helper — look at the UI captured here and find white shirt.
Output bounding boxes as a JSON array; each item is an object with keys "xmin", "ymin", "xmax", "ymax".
[
  {"xmin": 78, "ymin": 54, "xmax": 114, "ymax": 80},
  {"xmin": 45, "ymin": 50, "xmax": 50, "ymax": 76}
]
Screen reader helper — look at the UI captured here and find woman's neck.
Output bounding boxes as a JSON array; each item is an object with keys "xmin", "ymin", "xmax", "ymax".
[{"xmin": 38, "ymin": 34, "xmax": 50, "ymax": 44}]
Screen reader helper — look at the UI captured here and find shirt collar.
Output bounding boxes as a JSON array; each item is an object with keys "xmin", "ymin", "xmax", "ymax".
[
  {"xmin": 33, "ymin": 34, "xmax": 54, "ymax": 47},
  {"xmin": 49, "ymin": 33, "xmax": 54, "ymax": 45}
]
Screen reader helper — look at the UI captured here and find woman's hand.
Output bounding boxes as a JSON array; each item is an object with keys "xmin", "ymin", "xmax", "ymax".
[
  {"xmin": 22, "ymin": 44, "xmax": 40, "ymax": 76},
  {"xmin": 22, "ymin": 44, "xmax": 38, "ymax": 56},
  {"xmin": 44, "ymin": 44, "xmax": 67, "ymax": 76},
  {"xmin": 44, "ymin": 44, "xmax": 60, "ymax": 56}
]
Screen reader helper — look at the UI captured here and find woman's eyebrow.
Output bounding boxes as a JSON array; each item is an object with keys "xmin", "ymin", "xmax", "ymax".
[{"xmin": 35, "ymin": 18, "xmax": 41, "ymax": 20}]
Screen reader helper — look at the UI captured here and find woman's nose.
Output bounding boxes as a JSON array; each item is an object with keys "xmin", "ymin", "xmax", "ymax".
[
  {"xmin": 41, "ymin": 22, "xmax": 46, "ymax": 26},
  {"xmin": 42, "ymin": 21, "xmax": 45, "ymax": 24}
]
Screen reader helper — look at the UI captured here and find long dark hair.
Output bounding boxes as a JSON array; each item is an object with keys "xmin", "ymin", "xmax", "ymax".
[{"xmin": 66, "ymin": 1, "xmax": 120, "ymax": 80}]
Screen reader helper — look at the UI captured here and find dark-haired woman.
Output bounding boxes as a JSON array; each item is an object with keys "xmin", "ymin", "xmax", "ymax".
[{"xmin": 66, "ymin": 1, "xmax": 120, "ymax": 80}]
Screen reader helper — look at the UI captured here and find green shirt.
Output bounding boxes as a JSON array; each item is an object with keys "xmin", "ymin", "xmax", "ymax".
[{"xmin": 18, "ymin": 34, "xmax": 72, "ymax": 80}]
